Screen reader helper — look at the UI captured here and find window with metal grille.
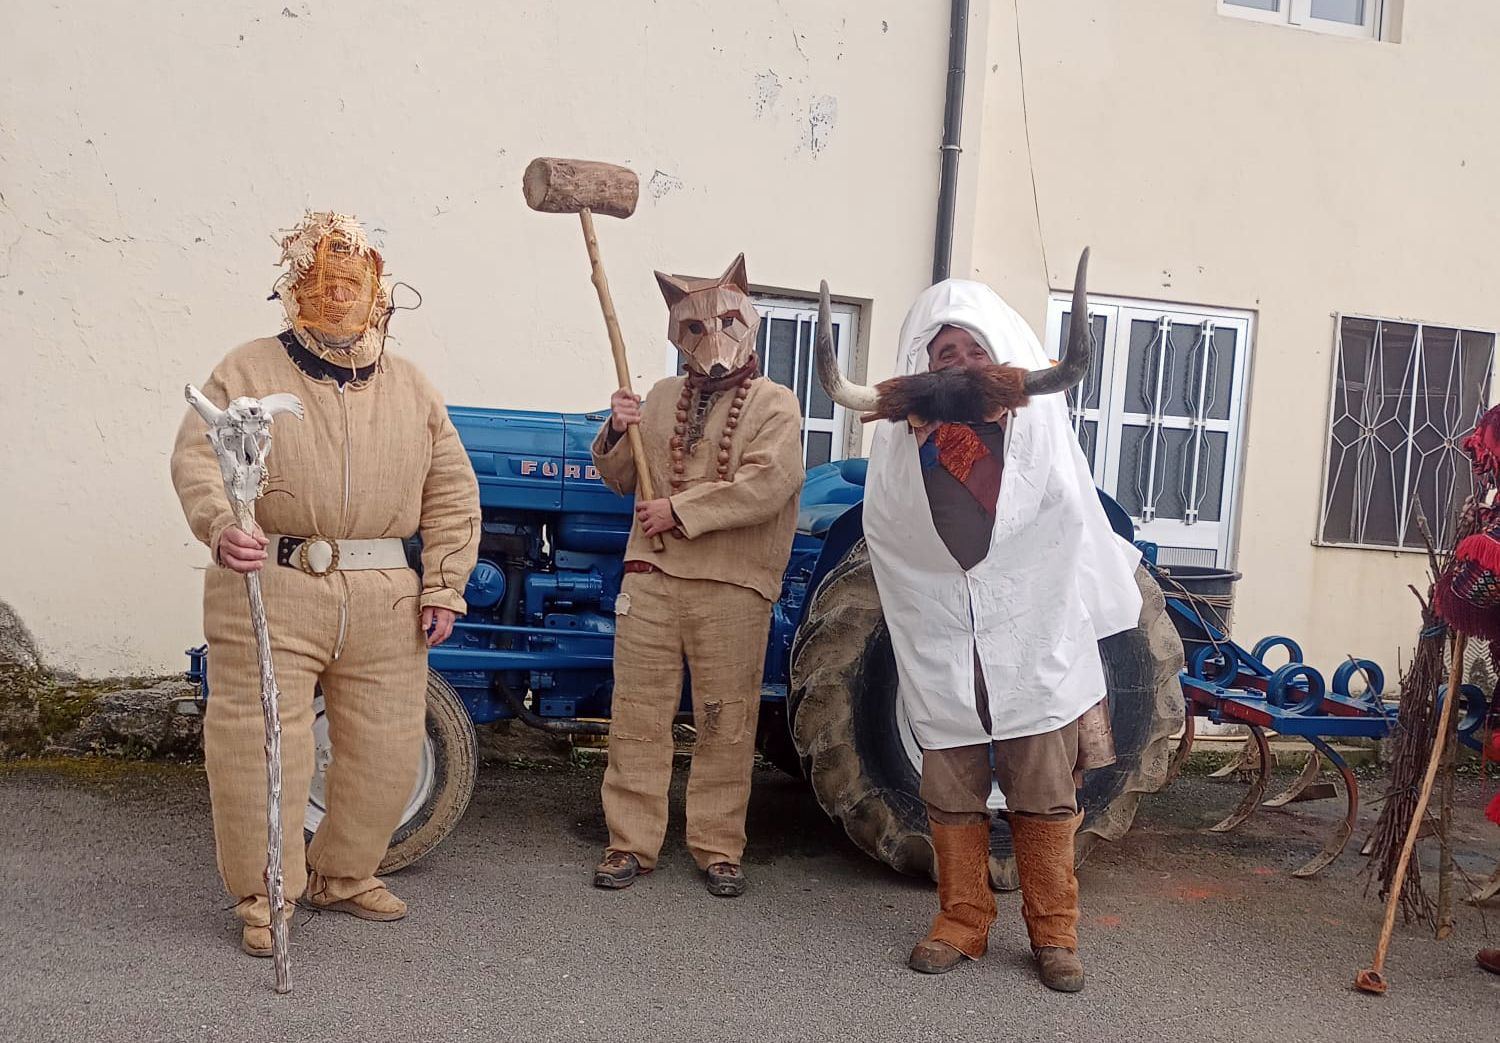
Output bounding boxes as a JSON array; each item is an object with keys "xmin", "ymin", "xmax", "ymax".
[
  {"xmin": 1219, "ymin": 0, "xmax": 1387, "ymax": 40},
  {"xmin": 665, "ymin": 293, "xmax": 859, "ymax": 469},
  {"xmin": 1045, "ymin": 296, "xmax": 1255, "ymax": 568},
  {"xmin": 1318, "ymin": 316, "xmax": 1495, "ymax": 551}
]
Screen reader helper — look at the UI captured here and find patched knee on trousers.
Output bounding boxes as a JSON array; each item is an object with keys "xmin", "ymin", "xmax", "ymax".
[
  {"xmin": 695, "ymin": 697, "xmax": 748, "ymax": 746},
  {"xmin": 610, "ymin": 690, "xmax": 674, "ymax": 743}
]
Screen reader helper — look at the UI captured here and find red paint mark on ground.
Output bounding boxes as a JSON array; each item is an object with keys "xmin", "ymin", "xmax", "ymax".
[
  {"xmin": 1170, "ymin": 883, "xmax": 1227, "ymax": 902},
  {"xmin": 1251, "ymin": 867, "xmax": 1276, "ymax": 877},
  {"xmin": 1092, "ymin": 915, "xmax": 1124, "ymax": 928}
]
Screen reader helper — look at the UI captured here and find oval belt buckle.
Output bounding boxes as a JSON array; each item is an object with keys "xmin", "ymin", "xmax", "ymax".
[{"xmin": 297, "ymin": 535, "xmax": 340, "ymax": 577}]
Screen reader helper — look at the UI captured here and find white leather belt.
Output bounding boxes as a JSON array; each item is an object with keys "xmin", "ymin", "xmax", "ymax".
[{"xmin": 267, "ymin": 534, "xmax": 411, "ymax": 576}]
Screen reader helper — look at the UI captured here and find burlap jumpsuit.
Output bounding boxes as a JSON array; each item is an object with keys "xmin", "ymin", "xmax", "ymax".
[{"xmin": 171, "ymin": 336, "xmax": 479, "ymax": 925}]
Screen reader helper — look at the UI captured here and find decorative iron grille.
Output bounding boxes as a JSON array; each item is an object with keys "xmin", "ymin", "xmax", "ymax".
[{"xmin": 1319, "ymin": 316, "xmax": 1495, "ymax": 551}]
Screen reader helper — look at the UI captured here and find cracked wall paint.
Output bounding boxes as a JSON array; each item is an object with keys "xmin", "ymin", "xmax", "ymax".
[
  {"xmin": 805, "ymin": 96, "xmax": 838, "ymax": 157},
  {"xmin": 753, "ymin": 71, "xmax": 782, "ymax": 117},
  {"xmin": 647, "ymin": 171, "xmax": 684, "ymax": 199}
]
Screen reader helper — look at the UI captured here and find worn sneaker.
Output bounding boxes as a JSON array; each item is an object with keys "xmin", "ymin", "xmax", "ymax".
[
  {"xmin": 594, "ymin": 850, "xmax": 648, "ymax": 890},
  {"xmin": 705, "ymin": 862, "xmax": 747, "ymax": 898}
]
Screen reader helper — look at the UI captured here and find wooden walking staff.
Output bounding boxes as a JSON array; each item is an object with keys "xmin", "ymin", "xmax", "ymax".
[
  {"xmin": 522, "ymin": 157, "xmax": 664, "ymax": 551},
  {"xmin": 1355, "ymin": 631, "xmax": 1467, "ymax": 995},
  {"xmin": 184, "ymin": 384, "xmax": 304, "ymax": 994}
]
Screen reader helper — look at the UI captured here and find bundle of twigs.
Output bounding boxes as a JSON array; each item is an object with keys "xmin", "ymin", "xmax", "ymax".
[
  {"xmin": 1363, "ymin": 589, "xmax": 1446, "ymax": 924},
  {"xmin": 1363, "ymin": 503, "xmax": 1478, "ymax": 926}
]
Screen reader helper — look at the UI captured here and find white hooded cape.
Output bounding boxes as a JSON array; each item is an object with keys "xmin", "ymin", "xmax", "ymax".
[{"xmin": 863, "ymin": 280, "xmax": 1143, "ymax": 750}]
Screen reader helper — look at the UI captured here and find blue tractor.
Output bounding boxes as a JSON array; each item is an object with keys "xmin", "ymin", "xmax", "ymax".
[{"xmin": 189, "ymin": 403, "xmax": 1183, "ymax": 883}]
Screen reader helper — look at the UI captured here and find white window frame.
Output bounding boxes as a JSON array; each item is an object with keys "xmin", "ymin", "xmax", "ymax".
[
  {"xmin": 661, "ymin": 292, "xmax": 860, "ymax": 469},
  {"xmin": 1315, "ymin": 313, "xmax": 1498, "ymax": 553},
  {"xmin": 1044, "ymin": 294, "xmax": 1256, "ymax": 568},
  {"xmin": 1218, "ymin": 0, "xmax": 1385, "ymax": 40}
]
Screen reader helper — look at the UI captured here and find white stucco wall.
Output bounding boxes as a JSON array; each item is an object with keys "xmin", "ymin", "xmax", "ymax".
[
  {"xmin": 0, "ymin": 1, "xmax": 947, "ymax": 675},
  {"xmin": 965, "ymin": 0, "xmax": 1500, "ymax": 673}
]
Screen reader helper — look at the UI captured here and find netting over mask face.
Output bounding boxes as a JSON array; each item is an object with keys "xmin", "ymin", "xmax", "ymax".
[
  {"xmin": 655, "ymin": 253, "xmax": 761, "ymax": 378},
  {"xmin": 273, "ymin": 211, "xmax": 391, "ymax": 363}
]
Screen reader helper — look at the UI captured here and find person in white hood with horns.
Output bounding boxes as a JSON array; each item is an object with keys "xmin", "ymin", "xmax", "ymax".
[{"xmin": 815, "ymin": 251, "xmax": 1143, "ymax": 993}]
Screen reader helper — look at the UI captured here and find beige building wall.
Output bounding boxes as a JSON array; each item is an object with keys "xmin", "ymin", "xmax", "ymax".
[
  {"xmin": 6, "ymin": 0, "xmax": 1490, "ymax": 683},
  {"xmin": 0, "ymin": 1, "xmax": 947, "ymax": 675},
  {"xmin": 963, "ymin": 0, "xmax": 1500, "ymax": 675}
]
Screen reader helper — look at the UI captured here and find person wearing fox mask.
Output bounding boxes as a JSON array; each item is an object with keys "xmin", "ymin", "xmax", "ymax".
[
  {"xmin": 816, "ymin": 251, "xmax": 1143, "ymax": 992},
  {"xmin": 170, "ymin": 212, "xmax": 480, "ymax": 956},
  {"xmin": 590, "ymin": 254, "xmax": 804, "ymax": 896}
]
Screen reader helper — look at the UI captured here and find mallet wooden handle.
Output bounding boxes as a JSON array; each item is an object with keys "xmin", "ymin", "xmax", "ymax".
[{"xmin": 578, "ymin": 207, "xmax": 665, "ymax": 552}]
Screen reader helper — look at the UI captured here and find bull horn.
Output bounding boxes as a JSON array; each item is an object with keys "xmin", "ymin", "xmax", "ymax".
[
  {"xmin": 1023, "ymin": 247, "xmax": 1092, "ymax": 397},
  {"xmin": 814, "ymin": 280, "xmax": 878, "ymax": 412}
]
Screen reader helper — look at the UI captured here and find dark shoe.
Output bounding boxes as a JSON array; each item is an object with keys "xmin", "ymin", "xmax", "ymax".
[
  {"xmin": 908, "ymin": 938, "xmax": 967, "ymax": 974},
  {"xmin": 705, "ymin": 862, "xmax": 746, "ymax": 897},
  {"xmin": 593, "ymin": 850, "xmax": 648, "ymax": 890},
  {"xmin": 1034, "ymin": 945, "xmax": 1086, "ymax": 992},
  {"xmin": 1479, "ymin": 949, "xmax": 1500, "ymax": 975}
]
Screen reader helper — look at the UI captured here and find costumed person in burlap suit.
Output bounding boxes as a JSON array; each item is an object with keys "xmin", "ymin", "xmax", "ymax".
[
  {"xmin": 171, "ymin": 212, "xmax": 480, "ymax": 956},
  {"xmin": 819, "ymin": 268, "xmax": 1140, "ymax": 992},
  {"xmin": 590, "ymin": 254, "xmax": 804, "ymax": 897}
]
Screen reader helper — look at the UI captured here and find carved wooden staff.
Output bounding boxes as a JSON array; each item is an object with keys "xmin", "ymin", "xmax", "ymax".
[{"xmin": 185, "ymin": 384, "xmax": 303, "ymax": 994}]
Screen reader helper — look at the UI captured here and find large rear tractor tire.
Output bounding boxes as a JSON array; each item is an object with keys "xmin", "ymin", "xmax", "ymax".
[
  {"xmin": 789, "ymin": 541, "xmax": 1182, "ymax": 885},
  {"xmin": 305, "ymin": 669, "xmax": 478, "ymax": 874}
]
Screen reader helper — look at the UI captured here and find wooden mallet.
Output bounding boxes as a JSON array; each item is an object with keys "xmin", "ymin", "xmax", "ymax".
[{"xmin": 523, "ymin": 157, "xmax": 663, "ymax": 551}]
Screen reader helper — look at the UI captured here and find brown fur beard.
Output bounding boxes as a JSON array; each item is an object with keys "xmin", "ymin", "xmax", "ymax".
[{"xmin": 868, "ymin": 364, "xmax": 1029, "ymax": 425}]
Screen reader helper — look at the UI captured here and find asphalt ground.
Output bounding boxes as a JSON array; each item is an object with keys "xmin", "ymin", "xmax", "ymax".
[{"xmin": 2, "ymin": 758, "xmax": 1497, "ymax": 1043}]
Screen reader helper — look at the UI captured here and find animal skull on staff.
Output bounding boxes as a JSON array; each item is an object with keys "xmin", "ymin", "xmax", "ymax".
[{"xmin": 184, "ymin": 384, "xmax": 303, "ymax": 995}]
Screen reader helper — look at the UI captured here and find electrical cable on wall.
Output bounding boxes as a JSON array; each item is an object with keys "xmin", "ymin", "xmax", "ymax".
[{"xmin": 1014, "ymin": 0, "xmax": 1051, "ymax": 288}]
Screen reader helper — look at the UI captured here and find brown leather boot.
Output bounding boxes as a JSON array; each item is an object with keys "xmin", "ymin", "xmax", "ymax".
[
  {"xmin": 1010, "ymin": 811, "xmax": 1085, "ymax": 993},
  {"xmin": 1479, "ymin": 949, "xmax": 1500, "ymax": 975},
  {"xmin": 908, "ymin": 819, "xmax": 996, "ymax": 974}
]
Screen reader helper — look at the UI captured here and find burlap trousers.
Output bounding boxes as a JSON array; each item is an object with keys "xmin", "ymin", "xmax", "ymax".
[
  {"xmin": 602, "ymin": 570, "xmax": 772, "ymax": 870},
  {"xmin": 203, "ymin": 564, "xmax": 428, "ymax": 917}
]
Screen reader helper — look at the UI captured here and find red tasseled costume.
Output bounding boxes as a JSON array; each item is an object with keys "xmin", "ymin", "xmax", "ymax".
[{"xmin": 1437, "ymin": 407, "xmax": 1500, "ymax": 828}]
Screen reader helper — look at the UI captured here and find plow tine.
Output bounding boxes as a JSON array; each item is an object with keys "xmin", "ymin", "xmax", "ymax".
[
  {"xmin": 1209, "ymin": 726, "xmax": 1270, "ymax": 833},
  {"xmin": 1262, "ymin": 747, "xmax": 1322, "ymax": 808},
  {"xmin": 1291, "ymin": 737, "xmax": 1358, "ymax": 879},
  {"xmin": 1165, "ymin": 709, "xmax": 1196, "ymax": 787},
  {"xmin": 1468, "ymin": 863, "xmax": 1500, "ymax": 905},
  {"xmin": 1209, "ymin": 731, "xmax": 1261, "ymax": 779}
]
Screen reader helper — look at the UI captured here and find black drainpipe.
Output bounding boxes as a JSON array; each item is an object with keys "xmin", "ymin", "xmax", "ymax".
[{"xmin": 932, "ymin": 0, "xmax": 970, "ymax": 285}]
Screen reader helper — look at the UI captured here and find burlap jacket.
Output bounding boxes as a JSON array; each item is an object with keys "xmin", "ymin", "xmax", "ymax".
[
  {"xmin": 592, "ymin": 375, "xmax": 805, "ymax": 602},
  {"xmin": 171, "ymin": 336, "xmax": 481, "ymax": 613}
]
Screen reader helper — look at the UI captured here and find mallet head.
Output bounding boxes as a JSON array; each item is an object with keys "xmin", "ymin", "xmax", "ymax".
[{"xmin": 523, "ymin": 158, "xmax": 639, "ymax": 220}]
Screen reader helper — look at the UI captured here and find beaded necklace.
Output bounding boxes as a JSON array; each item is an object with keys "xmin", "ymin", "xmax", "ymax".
[{"xmin": 669, "ymin": 357, "xmax": 758, "ymax": 493}]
